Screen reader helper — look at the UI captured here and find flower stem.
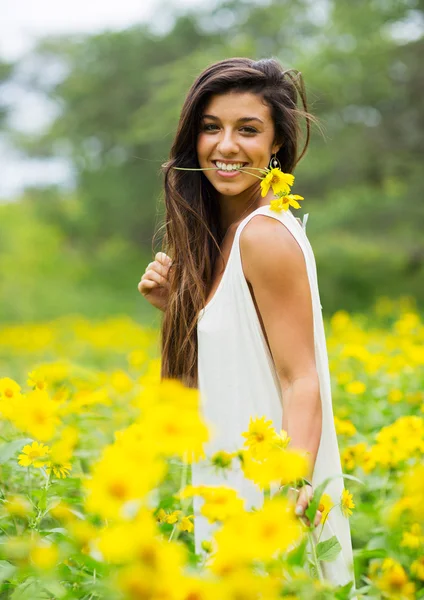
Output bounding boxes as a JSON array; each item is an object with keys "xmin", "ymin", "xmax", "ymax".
[
  {"xmin": 237, "ymin": 168, "xmax": 265, "ymax": 180},
  {"xmin": 168, "ymin": 525, "xmax": 177, "ymax": 542},
  {"xmin": 308, "ymin": 530, "xmax": 324, "ymax": 581},
  {"xmin": 172, "ymin": 167, "xmax": 219, "ymax": 171},
  {"xmin": 169, "ymin": 452, "xmax": 190, "ymax": 543}
]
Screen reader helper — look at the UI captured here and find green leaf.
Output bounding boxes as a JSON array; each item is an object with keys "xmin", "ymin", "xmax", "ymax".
[
  {"xmin": 334, "ymin": 580, "xmax": 354, "ymax": 600},
  {"xmin": 316, "ymin": 535, "xmax": 342, "ymax": 562},
  {"xmin": 0, "ymin": 560, "xmax": 16, "ymax": 585},
  {"xmin": 10, "ymin": 578, "xmax": 44, "ymax": 600},
  {"xmin": 42, "ymin": 580, "xmax": 66, "ymax": 598},
  {"xmin": 353, "ymin": 547, "xmax": 387, "ymax": 560},
  {"xmin": 0, "ymin": 438, "xmax": 33, "ymax": 464},
  {"xmin": 286, "ymin": 537, "xmax": 308, "ymax": 567},
  {"xmin": 38, "ymin": 489, "xmax": 47, "ymax": 511}
]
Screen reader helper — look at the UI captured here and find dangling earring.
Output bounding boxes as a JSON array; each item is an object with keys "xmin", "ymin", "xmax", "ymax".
[{"xmin": 269, "ymin": 153, "xmax": 281, "ymax": 170}]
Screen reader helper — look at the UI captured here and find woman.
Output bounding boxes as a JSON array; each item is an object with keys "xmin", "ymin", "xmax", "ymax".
[{"xmin": 138, "ymin": 57, "xmax": 355, "ymax": 588}]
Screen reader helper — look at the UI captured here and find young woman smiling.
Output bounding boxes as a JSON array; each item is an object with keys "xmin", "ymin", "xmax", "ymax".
[{"xmin": 138, "ymin": 57, "xmax": 355, "ymax": 588}]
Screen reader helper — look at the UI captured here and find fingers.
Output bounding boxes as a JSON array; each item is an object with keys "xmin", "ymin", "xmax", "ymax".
[
  {"xmin": 142, "ymin": 266, "xmax": 169, "ymax": 287},
  {"xmin": 138, "ymin": 252, "xmax": 173, "ymax": 295},
  {"xmin": 295, "ymin": 485, "xmax": 313, "ymax": 517},
  {"xmin": 294, "ymin": 486, "xmax": 323, "ymax": 527},
  {"xmin": 155, "ymin": 251, "xmax": 173, "ymax": 266},
  {"xmin": 314, "ymin": 510, "xmax": 323, "ymax": 527}
]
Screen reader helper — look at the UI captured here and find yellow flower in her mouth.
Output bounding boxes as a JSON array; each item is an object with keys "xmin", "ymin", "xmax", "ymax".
[{"xmin": 260, "ymin": 168, "xmax": 295, "ymax": 197}]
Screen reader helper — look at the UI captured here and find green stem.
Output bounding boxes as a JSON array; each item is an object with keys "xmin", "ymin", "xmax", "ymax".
[
  {"xmin": 169, "ymin": 452, "xmax": 190, "ymax": 543},
  {"xmin": 172, "ymin": 166, "xmax": 221, "ymax": 171},
  {"xmin": 308, "ymin": 530, "xmax": 324, "ymax": 581},
  {"xmin": 26, "ymin": 467, "xmax": 32, "ymax": 498},
  {"xmin": 168, "ymin": 524, "xmax": 177, "ymax": 542},
  {"xmin": 237, "ymin": 168, "xmax": 265, "ymax": 180},
  {"xmin": 172, "ymin": 165, "xmax": 271, "ymax": 177}
]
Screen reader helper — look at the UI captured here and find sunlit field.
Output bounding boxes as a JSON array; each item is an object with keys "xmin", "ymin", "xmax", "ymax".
[{"xmin": 0, "ymin": 297, "xmax": 423, "ymax": 599}]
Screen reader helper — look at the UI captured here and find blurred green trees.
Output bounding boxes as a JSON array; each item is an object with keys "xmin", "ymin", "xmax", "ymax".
[{"xmin": 1, "ymin": 0, "xmax": 423, "ymax": 321}]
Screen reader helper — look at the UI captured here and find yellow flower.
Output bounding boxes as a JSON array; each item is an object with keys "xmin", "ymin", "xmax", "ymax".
[
  {"xmin": 140, "ymin": 398, "xmax": 209, "ymax": 463},
  {"xmin": 210, "ymin": 496, "xmax": 303, "ymax": 573},
  {"xmin": 274, "ymin": 429, "xmax": 291, "ymax": 449},
  {"xmin": 270, "ymin": 194, "xmax": 304, "ymax": 211},
  {"xmin": 19, "ymin": 389, "xmax": 61, "ymax": 441},
  {"xmin": 334, "ymin": 416, "xmax": 357, "ymax": 437},
  {"xmin": 0, "ymin": 377, "xmax": 21, "ymax": 399},
  {"xmin": 260, "ymin": 168, "xmax": 294, "ymax": 197},
  {"xmin": 345, "ymin": 380, "xmax": 366, "ymax": 395},
  {"xmin": 156, "ymin": 508, "xmax": 168, "ymax": 523},
  {"xmin": 18, "ymin": 441, "xmax": 51, "ymax": 468},
  {"xmin": 45, "ymin": 461, "xmax": 72, "ymax": 479},
  {"xmin": 0, "ymin": 378, "xmax": 23, "ymax": 422},
  {"xmin": 241, "ymin": 415, "xmax": 279, "ymax": 459},
  {"xmin": 3, "ymin": 494, "xmax": 32, "ymax": 518},
  {"xmin": 318, "ymin": 493, "xmax": 334, "ymax": 522},
  {"xmin": 241, "ymin": 447, "xmax": 309, "ymax": 490},
  {"xmin": 50, "ymin": 500, "xmax": 77, "ymax": 523},
  {"xmin": 30, "ymin": 541, "xmax": 59, "ymax": 570},
  {"xmin": 201, "ymin": 540, "xmax": 213, "ymax": 553},
  {"xmin": 27, "ymin": 371, "xmax": 47, "ymax": 391},
  {"xmin": 341, "ymin": 488, "xmax": 355, "ymax": 518},
  {"xmin": 210, "ymin": 450, "xmax": 234, "ymax": 469},
  {"xmin": 411, "ymin": 556, "xmax": 424, "ymax": 581},
  {"xmin": 84, "ymin": 445, "xmax": 166, "ymax": 520},
  {"xmin": 110, "ymin": 370, "xmax": 133, "ymax": 393},
  {"xmin": 341, "ymin": 442, "xmax": 367, "ymax": 471},
  {"xmin": 49, "ymin": 426, "xmax": 78, "ymax": 464},
  {"xmin": 370, "ymin": 559, "xmax": 416, "ymax": 599},
  {"xmin": 401, "ymin": 523, "xmax": 424, "ymax": 549},
  {"xmin": 388, "ymin": 389, "xmax": 403, "ymax": 403},
  {"xmin": 178, "ymin": 515, "xmax": 194, "ymax": 533},
  {"xmin": 164, "ymin": 510, "xmax": 182, "ymax": 525}
]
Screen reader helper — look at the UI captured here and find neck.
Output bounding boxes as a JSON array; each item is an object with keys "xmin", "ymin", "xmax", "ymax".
[{"xmin": 218, "ymin": 183, "xmax": 276, "ymax": 231}]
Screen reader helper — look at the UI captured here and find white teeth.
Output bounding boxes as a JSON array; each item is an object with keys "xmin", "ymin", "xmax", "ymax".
[{"xmin": 215, "ymin": 161, "xmax": 245, "ymax": 171}]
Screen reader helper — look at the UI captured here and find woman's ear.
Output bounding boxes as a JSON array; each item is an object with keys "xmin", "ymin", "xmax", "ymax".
[{"xmin": 271, "ymin": 142, "xmax": 283, "ymax": 155}]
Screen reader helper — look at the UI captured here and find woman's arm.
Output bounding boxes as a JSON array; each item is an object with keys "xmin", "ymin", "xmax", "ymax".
[{"xmin": 240, "ymin": 216, "xmax": 322, "ymax": 476}]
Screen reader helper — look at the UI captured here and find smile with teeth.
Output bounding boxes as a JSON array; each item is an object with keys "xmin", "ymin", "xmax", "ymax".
[{"xmin": 214, "ymin": 161, "xmax": 248, "ymax": 171}]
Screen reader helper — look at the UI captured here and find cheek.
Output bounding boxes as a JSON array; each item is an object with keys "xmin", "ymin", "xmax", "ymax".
[
  {"xmin": 197, "ymin": 134, "xmax": 213, "ymax": 163},
  {"xmin": 248, "ymin": 139, "xmax": 271, "ymax": 161}
]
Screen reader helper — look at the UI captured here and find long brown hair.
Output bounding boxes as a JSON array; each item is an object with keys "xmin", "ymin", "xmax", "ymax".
[{"xmin": 156, "ymin": 57, "xmax": 318, "ymax": 388}]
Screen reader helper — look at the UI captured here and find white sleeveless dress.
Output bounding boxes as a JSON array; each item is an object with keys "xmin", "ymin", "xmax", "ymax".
[{"xmin": 193, "ymin": 205, "xmax": 355, "ymax": 588}]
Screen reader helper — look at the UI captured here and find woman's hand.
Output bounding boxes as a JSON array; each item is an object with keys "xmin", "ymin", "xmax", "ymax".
[
  {"xmin": 289, "ymin": 484, "xmax": 322, "ymax": 528},
  {"xmin": 138, "ymin": 252, "xmax": 172, "ymax": 312}
]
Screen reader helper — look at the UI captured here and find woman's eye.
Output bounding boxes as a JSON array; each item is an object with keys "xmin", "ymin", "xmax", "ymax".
[
  {"xmin": 201, "ymin": 124, "xmax": 258, "ymax": 134},
  {"xmin": 202, "ymin": 124, "xmax": 219, "ymax": 131}
]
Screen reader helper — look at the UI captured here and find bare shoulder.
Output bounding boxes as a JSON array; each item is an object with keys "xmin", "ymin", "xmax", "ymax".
[{"xmin": 239, "ymin": 214, "xmax": 305, "ymax": 283}]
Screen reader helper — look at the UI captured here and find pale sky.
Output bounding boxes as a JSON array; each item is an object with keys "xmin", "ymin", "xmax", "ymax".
[
  {"xmin": 0, "ymin": 0, "xmax": 206, "ymax": 60},
  {"xmin": 0, "ymin": 0, "xmax": 207, "ymax": 198}
]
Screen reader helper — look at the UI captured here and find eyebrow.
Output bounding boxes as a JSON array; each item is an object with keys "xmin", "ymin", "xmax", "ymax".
[{"xmin": 201, "ymin": 114, "xmax": 264, "ymax": 124}]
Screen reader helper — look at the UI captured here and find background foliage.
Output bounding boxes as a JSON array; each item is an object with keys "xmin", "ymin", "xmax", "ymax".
[{"xmin": 1, "ymin": 0, "xmax": 423, "ymax": 322}]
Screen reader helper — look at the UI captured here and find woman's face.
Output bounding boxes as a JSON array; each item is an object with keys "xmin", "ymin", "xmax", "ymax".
[{"xmin": 196, "ymin": 91, "xmax": 280, "ymax": 197}]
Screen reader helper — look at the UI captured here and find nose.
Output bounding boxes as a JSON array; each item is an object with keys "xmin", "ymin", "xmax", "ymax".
[{"xmin": 216, "ymin": 128, "xmax": 239, "ymax": 156}]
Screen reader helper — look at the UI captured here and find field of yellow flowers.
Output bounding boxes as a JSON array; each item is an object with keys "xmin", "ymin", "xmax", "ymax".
[{"xmin": 0, "ymin": 296, "xmax": 423, "ymax": 600}]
